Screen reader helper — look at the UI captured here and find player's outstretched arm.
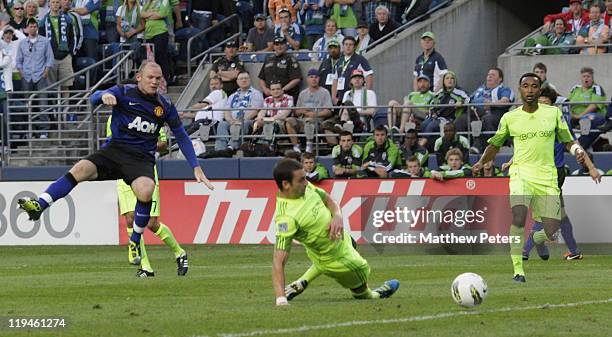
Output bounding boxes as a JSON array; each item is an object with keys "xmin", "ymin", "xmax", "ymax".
[
  {"xmin": 323, "ymin": 193, "xmax": 343, "ymax": 240},
  {"xmin": 272, "ymin": 249, "xmax": 290, "ymax": 306},
  {"xmin": 472, "ymin": 145, "xmax": 500, "ymax": 174},
  {"xmin": 90, "ymin": 86, "xmax": 121, "ymax": 106},
  {"xmin": 169, "ymin": 123, "xmax": 215, "ymax": 190},
  {"xmin": 565, "ymin": 141, "xmax": 601, "ymax": 183}
]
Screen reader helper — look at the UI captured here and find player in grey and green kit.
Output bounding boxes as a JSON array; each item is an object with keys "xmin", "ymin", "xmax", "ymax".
[
  {"xmin": 472, "ymin": 73, "xmax": 601, "ymax": 283},
  {"xmin": 271, "ymin": 159, "xmax": 399, "ymax": 306}
]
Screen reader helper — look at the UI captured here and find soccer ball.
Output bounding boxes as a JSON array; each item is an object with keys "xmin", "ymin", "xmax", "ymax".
[{"xmin": 451, "ymin": 273, "xmax": 487, "ymax": 307}]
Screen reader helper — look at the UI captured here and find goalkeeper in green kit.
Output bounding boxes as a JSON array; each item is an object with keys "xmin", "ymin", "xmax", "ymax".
[
  {"xmin": 271, "ymin": 159, "xmax": 399, "ymax": 306},
  {"xmin": 472, "ymin": 73, "xmax": 601, "ymax": 283}
]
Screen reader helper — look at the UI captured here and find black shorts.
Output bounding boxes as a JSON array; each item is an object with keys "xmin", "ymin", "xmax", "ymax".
[{"xmin": 84, "ymin": 142, "xmax": 155, "ymax": 185}]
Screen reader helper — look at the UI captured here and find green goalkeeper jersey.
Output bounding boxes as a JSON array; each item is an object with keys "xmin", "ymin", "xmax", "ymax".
[
  {"xmin": 275, "ymin": 183, "xmax": 347, "ymax": 264},
  {"xmin": 488, "ymin": 103, "xmax": 573, "ymax": 185}
]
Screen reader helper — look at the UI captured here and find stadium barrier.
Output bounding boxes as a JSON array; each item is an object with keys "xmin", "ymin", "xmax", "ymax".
[{"xmin": 2, "ymin": 178, "xmax": 611, "ymax": 245}]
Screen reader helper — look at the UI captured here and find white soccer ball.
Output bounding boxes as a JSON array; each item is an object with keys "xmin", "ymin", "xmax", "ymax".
[{"xmin": 451, "ymin": 273, "xmax": 487, "ymax": 307}]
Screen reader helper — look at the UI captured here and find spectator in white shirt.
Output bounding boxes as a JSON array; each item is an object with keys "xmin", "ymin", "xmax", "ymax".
[{"xmin": 342, "ymin": 68, "xmax": 377, "ymax": 131}]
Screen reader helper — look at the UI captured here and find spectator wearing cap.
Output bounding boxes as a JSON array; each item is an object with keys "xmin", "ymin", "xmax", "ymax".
[
  {"xmin": 387, "ymin": 73, "xmax": 434, "ymax": 133},
  {"xmin": 15, "ymin": 17, "xmax": 54, "ymax": 137},
  {"xmin": 258, "ymin": 35, "xmax": 302, "ymax": 102},
  {"xmin": 287, "ymin": 68, "xmax": 332, "ymax": 153},
  {"xmin": 543, "ymin": 0, "xmax": 589, "ymax": 36},
  {"xmin": 342, "ymin": 68, "xmax": 377, "ymax": 131},
  {"xmin": 355, "ymin": 21, "xmax": 370, "ymax": 54},
  {"xmin": 301, "ymin": 0, "xmax": 326, "ymax": 50},
  {"xmin": 413, "ymin": 31, "xmax": 447, "ymax": 92},
  {"xmin": 361, "ymin": 0, "xmax": 398, "ymax": 26},
  {"xmin": 317, "ymin": 37, "xmax": 340, "ymax": 95},
  {"xmin": 369, "ymin": 5, "xmax": 398, "ymax": 45},
  {"xmin": 332, "ymin": 35, "xmax": 373, "ymax": 105},
  {"xmin": 273, "ymin": 7, "xmax": 302, "ymax": 50},
  {"xmin": 9, "ymin": 1, "xmax": 28, "ymax": 32},
  {"xmin": 269, "ymin": 0, "xmax": 299, "ymax": 24},
  {"xmin": 312, "ymin": 19, "xmax": 344, "ymax": 60},
  {"xmin": 576, "ymin": 3, "xmax": 609, "ymax": 54},
  {"xmin": 245, "ymin": 13, "xmax": 274, "ymax": 52},
  {"xmin": 210, "ymin": 40, "xmax": 245, "ymax": 95},
  {"xmin": 72, "ymin": 0, "xmax": 100, "ymax": 61},
  {"xmin": 325, "ymin": 0, "xmax": 358, "ymax": 37}
]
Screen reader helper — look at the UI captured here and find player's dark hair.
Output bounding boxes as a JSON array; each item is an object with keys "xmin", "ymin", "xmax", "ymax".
[
  {"xmin": 406, "ymin": 128, "xmax": 418, "ymax": 136},
  {"xmin": 284, "ymin": 150, "xmax": 302, "ymax": 162},
  {"xmin": 406, "ymin": 155, "xmax": 419, "ymax": 163},
  {"xmin": 443, "ymin": 122, "xmax": 455, "ymax": 131},
  {"xmin": 343, "ymin": 36, "xmax": 356, "ymax": 44},
  {"xmin": 519, "ymin": 72, "xmax": 542, "ymax": 86},
  {"xmin": 273, "ymin": 159, "xmax": 303, "ymax": 189},
  {"xmin": 490, "ymin": 67, "xmax": 504, "ymax": 80},
  {"xmin": 533, "ymin": 62, "xmax": 547, "ymax": 73},
  {"xmin": 374, "ymin": 125, "xmax": 387, "ymax": 134},
  {"xmin": 540, "ymin": 86, "xmax": 558, "ymax": 103},
  {"xmin": 302, "ymin": 152, "xmax": 315, "ymax": 160},
  {"xmin": 339, "ymin": 130, "xmax": 353, "ymax": 139}
]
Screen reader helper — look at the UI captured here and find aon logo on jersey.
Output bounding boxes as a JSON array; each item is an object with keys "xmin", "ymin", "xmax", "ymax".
[{"xmin": 128, "ymin": 116, "xmax": 158, "ymax": 134}]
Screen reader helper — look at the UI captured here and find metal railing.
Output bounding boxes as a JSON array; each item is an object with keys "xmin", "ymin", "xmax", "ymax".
[
  {"xmin": 364, "ymin": 0, "xmax": 453, "ymax": 52},
  {"xmin": 186, "ymin": 14, "xmax": 242, "ymax": 78},
  {"xmin": 163, "ymin": 99, "xmax": 612, "ymax": 157},
  {"xmin": 504, "ymin": 25, "xmax": 612, "ymax": 55},
  {"xmin": 2, "ymin": 49, "xmax": 138, "ymax": 166}
]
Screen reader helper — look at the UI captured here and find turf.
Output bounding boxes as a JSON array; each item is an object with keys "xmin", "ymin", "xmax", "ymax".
[{"xmin": 1, "ymin": 244, "xmax": 611, "ymax": 337}]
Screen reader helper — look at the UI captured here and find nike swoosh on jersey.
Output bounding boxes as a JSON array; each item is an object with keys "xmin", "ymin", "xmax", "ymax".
[{"xmin": 129, "ymin": 102, "xmax": 139, "ymax": 106}]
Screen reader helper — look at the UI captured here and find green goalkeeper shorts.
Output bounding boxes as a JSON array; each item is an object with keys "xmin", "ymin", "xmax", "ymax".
[
  {"xmin": 509, "ymin": 177, "xmax": 561, "ymax": 221},
  {"xmin": 312, "ymin": 235, "xmax": 371, "ymax": 290},
  {"xmin": 117, "ymin": 167, "xmax": 161, "ymax": 217}
]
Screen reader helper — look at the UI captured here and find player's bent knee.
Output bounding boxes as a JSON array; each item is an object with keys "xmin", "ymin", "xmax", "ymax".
[
  {"xmin": 131, "ymin": 177, "xmax": 155, "ymax": 201},
  {"xmin": 69, "ymin": 160, "xmax": 98, "ymax": 182}
]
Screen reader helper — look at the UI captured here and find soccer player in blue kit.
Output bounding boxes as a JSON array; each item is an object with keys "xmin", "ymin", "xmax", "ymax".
[{"xmin": 18, "ymin": 61, "xmax": 214, "ymax": 264}]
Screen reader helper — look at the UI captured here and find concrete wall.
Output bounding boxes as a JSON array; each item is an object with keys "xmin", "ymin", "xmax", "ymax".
[
  {"xmin": 366, "ymin": 0, "xmax": 533, "ymax": 104},
  {"xmin": 499, "ymin": 54, "xmax": 612, "ymax": 98}
]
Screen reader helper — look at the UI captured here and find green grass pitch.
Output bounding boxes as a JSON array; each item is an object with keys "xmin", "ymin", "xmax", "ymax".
[{"xmin": 1, "ymin": 244, "xmax": 612, "ymax": 337}]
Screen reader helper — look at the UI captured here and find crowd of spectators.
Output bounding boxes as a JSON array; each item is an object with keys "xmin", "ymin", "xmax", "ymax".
[
  {"xmin": 525, "ymin": 0, "xmax": 612, "ymax": 55},
  {"xmin": 187, "ymin": 0, "xmax": 612, "ymax": 178}
]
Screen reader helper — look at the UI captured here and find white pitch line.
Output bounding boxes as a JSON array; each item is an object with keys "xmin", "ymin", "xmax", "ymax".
[{"xmin": 215, "ymin": 298, "xmax": 612, "ymax": 337}]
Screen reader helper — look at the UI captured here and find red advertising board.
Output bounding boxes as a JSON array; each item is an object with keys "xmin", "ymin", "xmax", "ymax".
[{"xmin": 119, "ymin": 178, "xmax": 512, "ymax": 245}]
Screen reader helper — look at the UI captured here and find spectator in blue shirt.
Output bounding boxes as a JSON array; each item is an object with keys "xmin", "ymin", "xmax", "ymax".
[{"xmin": 15, "ymin": 18, "xmax": 55, "ymax": 137}]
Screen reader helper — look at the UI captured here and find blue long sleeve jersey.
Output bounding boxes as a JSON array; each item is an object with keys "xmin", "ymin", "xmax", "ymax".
[{"xmin": 90, "ymin": 84, "xmax": 199, "ymax": 168}]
